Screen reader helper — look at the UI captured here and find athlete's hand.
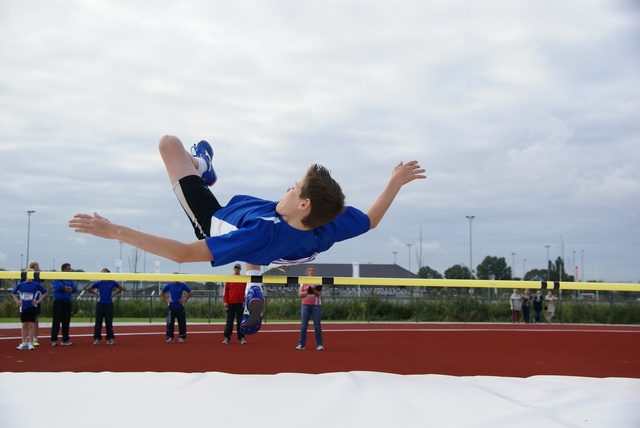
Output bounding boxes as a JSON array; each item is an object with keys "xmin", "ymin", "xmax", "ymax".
[
  {"xmin": 390, "ymin": 161, "xmax": 426, "ymax": 186},
  {"xmin": 69, "ymin": 212, "xmax": 118, "ymax": 239}
]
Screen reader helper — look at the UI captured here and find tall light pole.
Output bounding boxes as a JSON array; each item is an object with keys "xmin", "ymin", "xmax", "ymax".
[
  {"xmin": 581, "ymin": 249, "xmax": 585, "ymax": 282},
  {"xmin": 511, "ymin": 252, "xmax": 516, "ymax": 279},
  {"xmin": 544, "ymin": 245, "xmax": 551, "ymax": 280},
  {"xmin": 465, "ymin": 216, "xmax": 475, "ymax": 279},
  {"xmin": 26, "ymin": 210, "xmax": 35, "ymax": 269},
  {"xmin": 523, "ymin": 259, "xmax": 527, "ymax": 280},
  {"xmin": 406, "ymin": 243, "xmax": 413, "ymax": 272},
  {"xmin": 392, "ymin": 251, "xmax": 398, "ymax": 265}
]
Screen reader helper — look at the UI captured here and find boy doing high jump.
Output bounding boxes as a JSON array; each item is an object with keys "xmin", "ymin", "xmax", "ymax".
[{"xmin": 69, "ymin": 135, "xmax": 426, "ymax": 334}]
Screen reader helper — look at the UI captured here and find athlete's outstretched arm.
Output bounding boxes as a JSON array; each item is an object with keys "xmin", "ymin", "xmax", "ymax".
[
  {"xmin": 366, "ymin": 161, "xmax": 426, "ymax": 230},
  {"xmin": 69, "ymin": 212, "xmax": 213, "ymax": 263}
]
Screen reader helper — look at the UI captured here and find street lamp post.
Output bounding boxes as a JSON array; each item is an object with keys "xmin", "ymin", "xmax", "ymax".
[
  {"xmin": 392, "ymin": 251, "xmax": 398, "ymax": 264},
  {"xmin": 406, "ymin": 244, "xmax": 413, "ymax": 272},
  {"xmin": 523, "ymin": 259, "xmax": 527, "ymax": 280},
  {"xmin": 545, "ymin": 245, "xmax": 551, "ymax": 280},
  {"xmin": 465, "ymin": 216, "xmax": 475, "ymax": 279},
  {"xmin": 511, "ymin": 252, "xmax": 516, "ymax": 279},
  {"xmin": 26, "ymin": 210, "xmax": 35, "ymax": 269}
]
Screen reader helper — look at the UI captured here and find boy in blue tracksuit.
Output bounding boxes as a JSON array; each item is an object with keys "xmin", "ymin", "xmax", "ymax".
[
  {"xmin": 51, "ymin": 262, "xmax": 78, "ymax": 346},
  {"xmin": 86, "ymin": 268, "xmax": 125, "ymax": 345},
  {"xmin": 161, "ymin": 278, "xmax": 193, "ymax": 343},
  {"xmin": 69, "ymin": 135, "xmax": 426, "ymax": 336},
  {"xmin": 11, "ymin": 270, "xmax": 48, "ymax": 350}
]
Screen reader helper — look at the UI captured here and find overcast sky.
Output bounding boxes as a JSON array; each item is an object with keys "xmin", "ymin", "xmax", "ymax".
[{"xmin": 1, "ymin": 0, "xmax": 638, "ymax": 283}]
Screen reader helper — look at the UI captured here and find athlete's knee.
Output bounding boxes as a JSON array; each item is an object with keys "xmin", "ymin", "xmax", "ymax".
[{"xmin": 159, "ymin": 135, "xmax": 182, "ymax": 154}]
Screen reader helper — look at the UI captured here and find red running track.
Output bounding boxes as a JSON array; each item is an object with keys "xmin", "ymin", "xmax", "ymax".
[{"xmin": 1, "ymin": 323, "xmax": 638, "ymax": 377}]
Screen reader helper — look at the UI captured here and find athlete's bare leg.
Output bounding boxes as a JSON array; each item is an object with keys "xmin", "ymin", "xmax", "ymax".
[{"xmin": 159, "ymin": 135, "xmax": 199, "ymax": 185}]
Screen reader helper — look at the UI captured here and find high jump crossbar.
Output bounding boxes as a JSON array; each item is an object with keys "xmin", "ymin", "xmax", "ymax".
[{"xmin": 0, "ymin": 271, "xmax": 637, "ymax": 292}]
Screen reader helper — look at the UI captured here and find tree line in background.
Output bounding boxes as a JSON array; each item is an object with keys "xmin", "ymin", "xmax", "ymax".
[{"xmin": 418, "ymin": 255, "xmax": 579, "ymax": 282}]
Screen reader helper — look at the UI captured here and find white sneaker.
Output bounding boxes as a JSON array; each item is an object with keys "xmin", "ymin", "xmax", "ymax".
[
  {"xmin": 166, "ymin": 338, "xmax": 174, "ymax": 343},
  {"xmin": 178, "ymin": 338, "xmax": 184, "ymax": 343},
  {"xmin": 27, "ymin": 342, "xmax": 35, "ymax": 350},
  {"xmin": 222, "ymin": 338, "xmax": 230, "ymax": 344},
  {"xmin": 240, "ymin": 337, "xmax": 247, "ymax": 345},
  {"xmin": 16, "ymin": 343, "xmax": 28, "ymax": 350},
  {"xmin": 93, "ymin": 339, "xmax": 100, "ymax": 345},
  {"xmin": 295, "ymin": 345, "xmax": 305, "ymax": 350},
  {"xmin": 316, "ymin": 345, "xmax": 324, "ymax": 351},
  {"xmin": 107, "ymin": 339, "xmax": 116, "ymax": 345},
  {"xmin": 52, "ymin": 341, "xmax": 59, "ymax": 347},
  {"xmin": 61, "ymin": 341, "xmax": 73, "ymax": 346}
]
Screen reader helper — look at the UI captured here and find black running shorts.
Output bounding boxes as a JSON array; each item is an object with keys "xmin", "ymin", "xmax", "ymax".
[{"xmin": 173, "ymin": 175, "xmax": 223, "ymax": 240}]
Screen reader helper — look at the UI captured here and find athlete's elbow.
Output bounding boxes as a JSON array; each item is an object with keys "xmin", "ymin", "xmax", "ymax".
[{"xmin": 367, "ymin": 215, "xmax": 381, "ymax": 230}]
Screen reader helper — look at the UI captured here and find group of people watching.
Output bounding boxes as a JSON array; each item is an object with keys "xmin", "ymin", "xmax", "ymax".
[
  {"xmin": 11, "ymin": 262, "xmax": 125, "ymax": 350},
  {"xmin": 11, "ymin": 261, "xmax": 322, "ymax": 351},
  {"xmin": 509, "ymin": 288, "xmax": 558, "ymax": 324}
]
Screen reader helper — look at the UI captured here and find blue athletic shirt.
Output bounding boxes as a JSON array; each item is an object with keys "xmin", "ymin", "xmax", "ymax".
[
  {"xmin": 11, "ymin": 282, "xmax": 48, "ymax": 311},
  {"xmin": 52, "ymin": 279, "xmax": 77, "ymax": 302},
  {"xmin": 162, "ymin": 282, "xmax": 192, "ymax": 308},
  {"xmin": 207, "ymin": 195, "xmax": 370, "ymax": 268},
  {"xmin": 90, "ymin": 280, "xmax": 121, "ymax": 303}
]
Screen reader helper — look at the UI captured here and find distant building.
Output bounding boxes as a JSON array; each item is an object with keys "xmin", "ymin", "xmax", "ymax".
[
  {"xmin": 263, "ymin": 263, "xmax": 417, "ymax": 298},
  {"xmin": 264, "ymin": 263, "xmax": 417, "ymax": 280}
]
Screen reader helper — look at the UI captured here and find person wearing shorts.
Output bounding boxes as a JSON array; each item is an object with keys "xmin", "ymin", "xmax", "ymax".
[
  {"xmin": 69, "ymin": 135, "xmax": 426, "ymax": 335},
  {"xmin": 11, "ymin": 270, "xmax": 48, "ymax": 350},
  {"xmin": 28, "ymin": 261, "xmax": 43, "ymax": 345}
]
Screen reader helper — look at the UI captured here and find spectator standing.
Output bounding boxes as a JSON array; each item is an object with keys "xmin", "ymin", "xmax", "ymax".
[
  {"xmin": 532, "ymin": 290, "xmax": 545, "ymax": 323},
  {"xmin": 545, "ymin": 291, "xmax": 558, "ymax": 323},
  {"xmin": 161, "ymin": 276, "xmax": 193, "ymax": 343},
  {"xmin": 521, "ymin": 288, "xmax": 532, "ymax": 323},
  {"xmin": 509, "ymin": 289, "xmax": 523, "ymax": 324},
  {"xmin": 296, "ymin": 265, "xmax": 324, "ymax": 350},
  {"xmin": 11, "ymin": 269, "xmax": 48, "ymax": 350},
  {"xmin": 86, "ymin": 268, "xmax": 124, "ymax": 345},
  {"xmin": 51, "ymin": 263, "xmax": 77, "ymax": 346},
  {"xmin": 222, "ymin": 264, "xmax": 246, "ymax": 344},
  {"xmin": 28, "ymin": 261, "xmax": 43, "ymax": 346}
]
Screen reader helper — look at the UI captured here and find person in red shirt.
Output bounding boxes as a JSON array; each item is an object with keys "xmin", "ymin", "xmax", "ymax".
[{"xmin": 223, "ymin": 264, "xmax": 247, "ymax": 344}]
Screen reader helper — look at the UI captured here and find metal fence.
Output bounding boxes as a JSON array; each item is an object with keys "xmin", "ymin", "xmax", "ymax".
[{"xmin": 2, "ymin": 284, "xmax": 639, "ymax": 324}]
